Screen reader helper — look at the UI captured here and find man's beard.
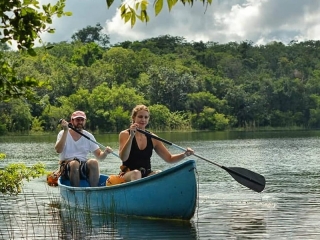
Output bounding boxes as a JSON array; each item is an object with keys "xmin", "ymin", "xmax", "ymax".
[{"xmin": 74, "ymin": 124, "xmax": 84, "ymax": 131}]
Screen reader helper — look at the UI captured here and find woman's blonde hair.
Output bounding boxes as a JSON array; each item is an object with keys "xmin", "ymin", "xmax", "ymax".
[{"xmin": 131, "ymin": 104, "xmax": 149, "ymax": 123}]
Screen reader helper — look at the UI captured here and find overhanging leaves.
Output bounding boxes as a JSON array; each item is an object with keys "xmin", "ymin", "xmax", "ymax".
[
  {"xmin": 0, "ymin": 0, "xmax": 72, "ymax": 101},
  {"xmin": 117, "ymin": 0, "xmax": 211, "ymax": 26}
]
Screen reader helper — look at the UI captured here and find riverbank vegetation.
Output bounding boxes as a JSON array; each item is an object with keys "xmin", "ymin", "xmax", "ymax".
[
  {"xmin": 0, "ymin": 162, "xmax": 47, "ymax": 195},
  {"xmin": 1, "ymin": 26, "xmax": 320, "ymax": 135}
]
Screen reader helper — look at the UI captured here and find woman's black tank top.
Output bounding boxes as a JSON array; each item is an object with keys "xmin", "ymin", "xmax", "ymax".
[{"xmin": 123, "ymin": 130, "xmax": 153, "ymax": 171}]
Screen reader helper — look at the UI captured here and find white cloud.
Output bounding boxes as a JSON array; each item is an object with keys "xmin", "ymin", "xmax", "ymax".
[{"xmin": 35, "ymin": 0, "xmax": 320, "ymax": 46}]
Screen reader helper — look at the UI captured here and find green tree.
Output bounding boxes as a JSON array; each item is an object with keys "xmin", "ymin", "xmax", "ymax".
[
  {"xmin": 7, "ymin": 99, "xmax": 33, "ymax": 132},
  {"xmin": 186, "ymin": 91, "xmax": 227, "ymax": 115},
  {"xmin": 47, "ymin": 41, "xmax": 75, "ymax": 60},
  {"xmin": 0, "ymin": 0, "xmax": 71, "ymax": 100},
  {"xmin": 102, "ymin": 47, "xmax": 140, "ymax": 86},
  {"xmin": 71, "ymin": 42, "xmax": 104, "ymax": 67},
  {"xmin": 42, "ymin": 104, "xmax": 71, "ymax": 131},
  {"xmin": 147, "ymin": 66, "xmax": 198, "ymax": 111},
  {"xmin": 109, "ymin": 106, "xmax": 130, "ymax": 133},
  {"xmin": 88, "ymin": 83, "xmax": 147, "ymax": 132},
  {"xmin": 169, "ymin": 111, "xmax": 191, "ymax": 130},
  {"xmin": 307, "ymin": 94, "xmax": 320, "ymax": 128},
  {"xmin": 148, "ymin": 104, "xmax": 171, "ymax": 130},
  {"xmin": 48, "ymin": 61, "xmax": 80, "ymax": 101},
  {"xmin": 224, "ymin": 84, "xmax": 251, "ymax": 128},
  {"xmin": 0, "ymin": 51, "xmax": 38, "ymax": 101},
  {"xmin": 71, "ymin": 23, "xmax": 110, "ymax": 48},
  {"xmin": 306, "ymin": 70, "xmax": 320, "ymax": 95},
  {"xmin": 30, "ymin": 117, "xmax": 44, "ymax": 133},
  {"xmin": 191, "ymin": 107, "xmax": 229, "ymax": 130}
]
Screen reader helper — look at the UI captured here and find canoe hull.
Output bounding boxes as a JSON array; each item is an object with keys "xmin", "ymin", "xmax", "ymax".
[{"xmin": 58, "ymin": 160, "xmax": 197, "ymax": 220}]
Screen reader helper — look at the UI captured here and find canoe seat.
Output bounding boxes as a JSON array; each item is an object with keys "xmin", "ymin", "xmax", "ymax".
[{"xmin": 60, "ymin": 175, "xmax": 109, "ymax": 187}]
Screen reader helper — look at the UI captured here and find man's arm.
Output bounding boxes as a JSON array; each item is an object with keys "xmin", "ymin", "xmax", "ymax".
[{"xmin": 55, "ymin": 119, "xmax": 69, "ymax": 153}]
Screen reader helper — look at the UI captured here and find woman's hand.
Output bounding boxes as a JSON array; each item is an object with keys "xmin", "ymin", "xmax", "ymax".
[{"xmin": 129, "ymin": 123, "xmax": 139, "ymax": 136}]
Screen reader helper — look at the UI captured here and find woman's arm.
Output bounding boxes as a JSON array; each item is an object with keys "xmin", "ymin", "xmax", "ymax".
[
  {"xmin": 153, "ymin": 135, "xmax": 193, "ymax": 163},
  {"xmin": 119, "ymin": 130, "xmax": 134, "ymax": 162}
]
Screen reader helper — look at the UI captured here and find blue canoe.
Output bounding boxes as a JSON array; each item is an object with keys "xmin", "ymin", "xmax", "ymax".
[{"xmin": 58, "ymin": 160, "xmax": 197, "ymax": 220}]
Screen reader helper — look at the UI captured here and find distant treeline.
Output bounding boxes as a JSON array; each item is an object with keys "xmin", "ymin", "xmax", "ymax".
[{"xmin": 1, "ymin": 29, "xmax": 320, "ymax": 134}]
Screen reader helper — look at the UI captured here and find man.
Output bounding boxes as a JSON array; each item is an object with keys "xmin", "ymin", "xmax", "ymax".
[{"xmin": 55, "ymin": 110, "xmax": 113, "ymax": 187}]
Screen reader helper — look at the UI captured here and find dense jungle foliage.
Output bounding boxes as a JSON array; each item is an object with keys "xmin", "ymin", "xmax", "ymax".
[{"xmin": 1, "ymin": 27, "xmax": 320, "ymax": 135}]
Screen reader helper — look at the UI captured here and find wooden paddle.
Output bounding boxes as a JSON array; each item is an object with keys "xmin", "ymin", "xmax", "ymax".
[{"xmin": 136, "ymin": 128, "xmax": 266, "ymax": 193}]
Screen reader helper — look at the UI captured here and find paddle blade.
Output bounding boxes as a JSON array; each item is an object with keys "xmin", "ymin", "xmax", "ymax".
[{"xmin": 222, "ymin": 166, "xmax": 266, "ymax": 193}]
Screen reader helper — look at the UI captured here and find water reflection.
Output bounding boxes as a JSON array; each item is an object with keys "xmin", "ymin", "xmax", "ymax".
[
  {"xmin": 0, "ymin": 189, "xmax": 198, "ymax": 240},
  {"xmin": 59, "ymin": 207, "xmax": 198, "ymax": 240}
]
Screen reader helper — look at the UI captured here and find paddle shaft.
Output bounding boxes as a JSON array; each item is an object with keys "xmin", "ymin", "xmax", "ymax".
[
  {"xmin": 59, "ymin": 121, "xmax": 118, "ymax": 158},
  {"xmin": 136, "ymin": 129, "xmax": 221, "ymax": 168},
  {"xmin": 136, "ymin": 128, "xmax": 266, "ymax": 192}
]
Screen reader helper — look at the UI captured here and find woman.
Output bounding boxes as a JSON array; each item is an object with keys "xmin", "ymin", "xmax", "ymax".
[{"xmin": 119, "ymin": 104, "xmax": 194, "ymax": 182}]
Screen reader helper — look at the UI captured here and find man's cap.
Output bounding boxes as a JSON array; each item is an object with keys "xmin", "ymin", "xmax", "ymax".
[{"xmin": 71, "ymin": 111, "xmax": 86, "ymax": 120}]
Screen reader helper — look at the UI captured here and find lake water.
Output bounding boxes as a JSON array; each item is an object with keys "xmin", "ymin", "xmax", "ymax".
[{"xmin": 1, "ymin": 130, "xmax": 320, "ymax": 239}]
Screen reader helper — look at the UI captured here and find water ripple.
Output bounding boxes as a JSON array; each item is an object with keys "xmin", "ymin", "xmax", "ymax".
[{"xmin": 2, "ymin": 134, "xmax": 320, "ymax": 239}]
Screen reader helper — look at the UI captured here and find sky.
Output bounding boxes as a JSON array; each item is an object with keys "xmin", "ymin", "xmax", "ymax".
[{"xmin": 39, "ymin": 0, "xmax": 320, "ymax": 46}]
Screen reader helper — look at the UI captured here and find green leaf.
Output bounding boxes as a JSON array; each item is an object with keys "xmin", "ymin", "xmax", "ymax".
[
  {"xmin": 42, "ymin": 5, "xmax": 48, "ymax": 12},
  {"xmin": 154, "ymin": 0, "xmax": 163, "ymax": 16},
  {"xmin": 27, "ymin": 48, "xmax": 37, "ymax": 56},
  {"xmin": 50, "ymin": 5, "xmax": 57, "ymax": 12},
  {"xmin": 135, "ymin": 2, "xmax": 140, "ymax": 10},
  {"xmin": 21, "ymin": 8, "xmax": 27, "ymax": 16},
  {"xmin": 131, "ymin": 13, "xmax": 136, "ymax": 27},
  {"xmin": 120, "ymin": 5, "xmax": 127, "ymax": 17},
  {"xmin": 65, "ymin": 11, "xmax": 73, "ymax": 16},
  {"xmin": 106, "ymin": 0, "xmax": 114, "ymax": 8},
  {"xmin": 168, "ymin": 0, "xmax": 178, "ymax": 11},
  {"xmin": 124, "ymin": 13, "xmax": 131, "ymax": 23},
  {"xmin": 45, "ymin": 45, "xmax": 54, "ymax": 50},
  {"xmin": 140, "ymin": 10, "xmax": 149, "ymax": 22},
  {"xmin": 141, "ymin": 1, "xmax": 147, "ymax": 11}
]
